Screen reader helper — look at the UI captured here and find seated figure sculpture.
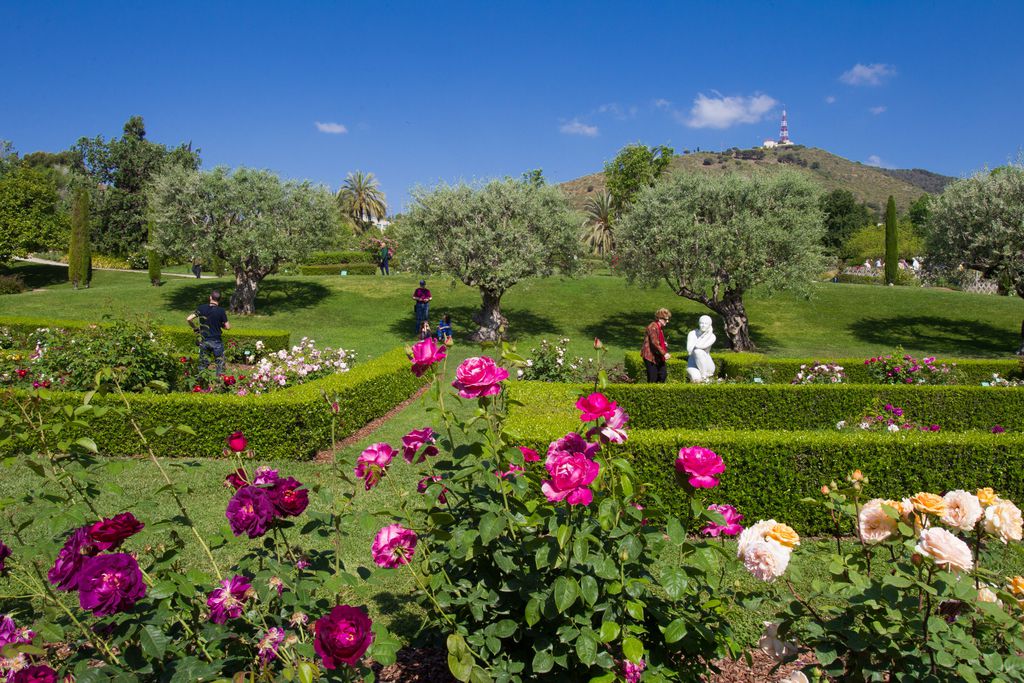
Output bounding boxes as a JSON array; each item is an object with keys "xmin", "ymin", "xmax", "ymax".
[{"xmin": 686, "ymin": 315, "xmax": 716, "ymax": 382}]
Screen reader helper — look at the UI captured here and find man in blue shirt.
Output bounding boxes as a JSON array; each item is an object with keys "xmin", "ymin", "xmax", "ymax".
[{"xmin": 186, "ymin": 289, "xmax": 231, "ymax": 375}]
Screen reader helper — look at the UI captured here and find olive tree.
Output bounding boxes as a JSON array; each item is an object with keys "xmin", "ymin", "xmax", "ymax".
[
  {"xmin": 927, "ymin": 164, "xmax": 1024, "ymax": 350},
  {"xmin": 148, "ymin": 166, "xmax": 337, "ymax": 314},
  {"xmin": 617, "ymin": 172, "xmax": 824, "ymax": 351},
  {"xmin": 397, "ymin": 179, "xmax": 583, "ymax": 341}
]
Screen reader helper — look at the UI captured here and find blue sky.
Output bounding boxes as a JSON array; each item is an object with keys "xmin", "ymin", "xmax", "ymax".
[{"xmin": 3, "ymin": 1, "xmax": 1022, "ymax": 210}]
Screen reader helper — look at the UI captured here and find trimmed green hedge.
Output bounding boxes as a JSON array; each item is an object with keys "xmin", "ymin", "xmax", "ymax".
[
  {"xmin": 623, "ymin": 351, "xmax": 1020, "ymax": 385},
  {"xmin": 304, "ymin": 250, "xmax": 376, "ymax": 265},
  {"xmin": 506, "ymin": 381, "xmax": 1024, "ymax": 431},
  {"xmin": 510, "ymin": 422, "xmax": 1024, "ymax": 535},
  {"xmin": 4, "ymin": 348, "xmax": 424, "ymax": 460},
  {"xmin": 0, "ymin": 316, "xmax": 290, "ymax": 352},
  {"xmin": 299, "ymin": 264, "xmax": 379, "ymax": 276}
]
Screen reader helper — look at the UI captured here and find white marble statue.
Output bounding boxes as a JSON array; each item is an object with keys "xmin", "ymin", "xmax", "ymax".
[{"xmin": 686, "ymin": 315, "xmax": 716, "ymax": 382}]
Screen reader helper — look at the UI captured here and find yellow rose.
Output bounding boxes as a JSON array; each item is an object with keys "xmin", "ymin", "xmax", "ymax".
[
  {"xmin": 977, "ymin": 488, "xmax": 1000, "ymax": 507},
  {"xmin": 766, "ymin": 523, "xmax": 800, "ymax": 549},
  {"xmin": 1008, "ymin": 576, "xmax": 1024, "ymax": 597},
  {"xmin": 910, "ymin": 492, "xmax": 945, "ymax": 516}
]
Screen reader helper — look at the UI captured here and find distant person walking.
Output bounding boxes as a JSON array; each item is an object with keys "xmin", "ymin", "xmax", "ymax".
[
  {"xmin": 186, "ymin": 289, "xmax": 231, "ymax": 375},
  {"xmin": 379, "ymin": 242, "xmax": 391, "ymax": 276},
  {"xmin": 413, "ymin": 280, "xmax": 432, "ymax": 334},
  {"xmin": 191, "ymin": 255, "xmax": 203, "ymax": 279},
  {"xmin": 640, "ymin": 308, "xmax": 672, "ymax": 383}
]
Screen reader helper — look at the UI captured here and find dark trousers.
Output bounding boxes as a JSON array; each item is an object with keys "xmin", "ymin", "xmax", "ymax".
[
  {"xmin": 199, "ymin": 339, "xmax": 225, "ymax": 375},
  {"xmin": 192, "ymin": 264, "xmax": 202, "ymax": 278},
  {"xmin": 644, "ymin": 359, "xmax": 667, "ymax": 383},
  {"xmin": 414, "ymin": 302, "xmax": 429, "ymax": 332},
  {"xmin": 380, "ymin": 259, "xmax": 390, "ymax": 275}
]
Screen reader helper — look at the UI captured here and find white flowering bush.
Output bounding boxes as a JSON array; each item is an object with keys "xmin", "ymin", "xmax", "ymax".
[
  {"xmin": 756, "ymin": 471, "xmax": 1024, "ymax": 680},
  {"xmin": 790, "ymin": 362, "xmax": 845, "ymax": 385},
  {"xmin": 237, "ymin": 338, "xmax": 354, "ymax": 395}
]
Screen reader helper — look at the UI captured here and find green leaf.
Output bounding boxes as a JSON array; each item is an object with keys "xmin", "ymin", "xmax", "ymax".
[
  {"xmin": 479, "ymin": 513, "xmax": 506, "ymax": 545},
  {"xmin": 661, "ymin": 566, "xmax": 688, "ymax": 600},
  {"xmin": 140, "ymin": 624, "xmax": 170, "ymax": 659},
  {"xmin": 589, "ymin": 674, "xmax": 616, "ymax": 683},
  {"xmin": 598, "ymin": 620, "xmax": 620, "ymax": 643},
  {"xmin": 525, "ymin": 598, "xmax": 541, "ymax": 627},
  {"xmin": 556, "ymin": 524, "xmax": 571, "ymax": 548},
  {"xmin": 576, "ymin": 631, "xmax": 598, "ymax": 666},
  {"xmin": 622, "ymin": 636, "xmax": 644, "ymax": 663},
  {"xmin": 580, "ymin": 575, "xmax": 599, "ymax": 606},
  {"xmin": 532, "ymin": 650, "xmax": 554, "ymax": 674},
  {"xmin": 554, "ymin": 575, "xmax": 580, "ymax": 612},
  {"xmin": 663, "ymin": 618, "xmax": 687, "ymax": 644},
  {"xmin": 469, "ymin": 666, "xmax": 493, "ymax": 683},
  {"xmin": 665, "ymin": 517, "xmax": 686, "ymax": 545},
  {"xmin": 447, "ymin": 634, "xmax": 474, "ymax": 682},
  {"xmin": 297, "ymin": 662, "xmax": 317, "ymax": 683},
  {"xmin": 75, "ymin": 437, "xmax": 98, "ymax": 454},
  {"xmin": 492, "ymin": 619, "xmax": 517, "ymax": 638}
]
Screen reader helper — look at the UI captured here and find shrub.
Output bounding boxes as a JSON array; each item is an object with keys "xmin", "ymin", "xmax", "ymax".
[
  {"xmin": 865, "ymin": 348, "xmax": 959, "ymax": 385},
  {"xmin": 791, "ymin": 362, "xmax": 846, "ymax": 384},
  {"xmin": 303, "ymin": 250, "xmax": 375, "ymax": 265},
  {"xmin": 0, "ymin": 274, "xmax": 27, "ymax": 295},
  {"xmin": 298, "ymin": 264, "xmax": 379, "ymax": 276}
]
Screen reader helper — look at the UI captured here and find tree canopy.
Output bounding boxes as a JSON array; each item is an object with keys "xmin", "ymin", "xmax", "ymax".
[
  {"xmin": 148, "ymin": 166, "xmax": 337, "ymax": 314},
  {"xmin": 337, "ymin": 171, "xmax": 387, "ymax": 234},
  {"xmin": 603, "ymin": 143, "xmax": 674, "ymax": 214},
  {"xmin": 617, "ymin": 172, "xmax": 824, "ymax": 351},
  {"xmin": 819, "ymin": 189, "xmax": 872, "ymax": 254},
  {"xmin": 396, "ymin": 178, "xmax": 583, "ymax": 340},
  {"xmin": 0, "ymin": 164, "xmax": 69, "ymax": 261}
]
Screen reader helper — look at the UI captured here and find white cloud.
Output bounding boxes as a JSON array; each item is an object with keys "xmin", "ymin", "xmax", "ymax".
[
  {"xmin": 560, "ymin": 119, "xmax": 599, "ymax": 137},
  {"xmin": 681, "ymin": 92, "xmax": 777, "ymax": 129},
  {"xmin": 825, "ymin": 95, "xmax": 837, "ymax": 104},
  {"xmin": 315, "ymin": 121, "xmax": 348, "ymax": 134},
  {"xmin": 866, "ymin": 154, "xmax": 893, "ymax": 168},
  {"xmin": 869, "ymin": 105, "xmax": 887, "ymax": 115},
  {"xmin": 653, "ymin": 98, "xmax": 671, "ymax": 110},
  {"xmin": 840, "ymin": 63, "xmax": 896, "ymax": 86}
]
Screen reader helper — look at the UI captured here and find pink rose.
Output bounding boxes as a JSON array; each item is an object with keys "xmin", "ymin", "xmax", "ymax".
[
  {"xmin": 702, "ymin": 504, "xmax": 744, "ymax": 537},
  {"xmin": 372, "ymin": 524, "xmax": 417, "ymax": 568},
  {"xmin": 417, "ymin": 475, "xmax": 448, "ymax": 504},
  {"xmin": 575, "ymin": 392, "xmax": 617, "ymax": 422},
  {"xmin": 495, "ymin": 463, "xmax": 524, "ymax": 479},
  {"xmin": 402, "ymin": 427, "xmax": 438, "ymax": 464},
  {"xmin": 675, "ymin": 446, "xmax": 725, "ymax": 489},
  {"xmin": 451, "ymin": 356, "xmax": 509, "ymax": 399},
  {"xmin": 519, "ymin": 446, "xmax": 540, "ymax": 463},
  {"xmin": 409, "ymin": 337, "xmax": 447, "ymax": 377},
  {"xmin": 546, "ymin": 432, "xmax": 599, "ymax": 463},
  {"xmin": 587, "ymin": 406, "xmax": 629, "ymax": 444},
  {"xmin": 541, "ymin": 451, "xmax": 600, "ymax": 506},
  {"xmin": 226, "ymin": 431, "xmax": 248, "ymax": 453},
  {"xmin": 354, "ymin": 443, "xmax": 396, "ymax": 490}
]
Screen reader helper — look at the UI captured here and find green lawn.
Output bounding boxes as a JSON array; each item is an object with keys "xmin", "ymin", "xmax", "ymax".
[{"xmin": 2, "ymin": 262, "xmax": 1023, "ymax": 362}]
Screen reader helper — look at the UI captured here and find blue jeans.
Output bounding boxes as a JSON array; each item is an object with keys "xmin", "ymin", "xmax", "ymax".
[
  {"xmin": 198, "ymin": 339, "xmax": 225, "ymax": 375},
  {"xmin": 414, "ymin": 302, "xmax": 429, "ymax": 332}
]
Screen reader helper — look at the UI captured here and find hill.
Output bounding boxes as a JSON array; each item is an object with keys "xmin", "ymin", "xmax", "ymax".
[{"xmin": 560, "ymin": 146, "xmax": 955, "ymax": 215}]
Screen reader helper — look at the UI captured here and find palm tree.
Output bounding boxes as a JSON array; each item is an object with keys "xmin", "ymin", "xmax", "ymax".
[
  {"xmin": 582, "ymin": 190, "xmax": 614, "ymax": 256},
  {"xmin": 337, "ymin": 171, "xmax": 387, "ymax": 234}
]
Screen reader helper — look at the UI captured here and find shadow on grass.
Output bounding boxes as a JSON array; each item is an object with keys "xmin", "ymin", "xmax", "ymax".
[
  {"xmin": 848, "ymin": 315, "xmax": 1017, "ymax": 357},
  {"xmin": 163, "ymin": 279, "xmax": 331, "ymax": 315},
  {"xmin": 386, "ymin": 303, "xmax": 561, "ymax": 343},
  {"xmin": 582, "ymin": 310, "xmax": 781, "ymax": 353},
  {"xmin": 2, "ymin": 263, "xmax": 69, "ymax": 288},
  {"xmin": 371, "ymin": 591, "xmax": 427, "ymax": 640}
]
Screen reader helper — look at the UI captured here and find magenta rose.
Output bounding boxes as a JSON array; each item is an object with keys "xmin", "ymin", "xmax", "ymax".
[
  {"xmin": 519, "ymin": 446, "xmax": 540, "ymax": 463},
  {"xmin": 258, "ymin": 627, "xmax": 286, "ymax": 663},
  {"xmin": 701, "ymin": 504, "xmax": 744, "ymax": 537},
  {"xmin": 354, "ymin": 443, "xmax": 396, "ymax": 490},
  {"xmin": 224, "ymin": 468, "xmax": 249, "ymax": 490},
  {"xmin": 541, "ymin": 451, "xmax": 601, "ymax": 506},
  {"xmin": 252, "ymin": 466, "xmax": 280, "ymax": 486},
  {"xmin": 495, "ymin": 463, "xmax": 524, "ymax": 479},
  {"xmin": 675, "ymin": 446, "xmax": 725, "ymax": 489},
  {"xmin": 417, "ymin": 475, "xmax": 448, "ymax": 504},
  {"xmin": 206, "ymin": 575, "xmax": 253, "ymax": 624},
  {"xmin": 77, "ymin": 553, "xmax": 146, "ymax": 616},
  {"xmin": 546, "ymin": 432, "xmax": 599, "ymax": 463},
  {"xmin": 8, "ymin": 665, "xmax": 58, "ymax": 683},
  {"xmin": 0, "ymin": 539, "xmax": 10, "ymax": 573},
  {"xmin": 48, "ymin": 527, "xmax": 99, "ymax": 591},
  {"xmin": 402, "ymin": 427, "xmax": 438, "ymax": 464},
  {"xmin": 372, "ymin": 524, "xmax": 418, "ymax": 568},
  {"xmin": 314, "ymin": 605, "xmax": 374, "ymax": 669},
  {"xmin": 576, "ymin": 392, "xmax": 617, "ymax": 422},
  {"xmin": 587, "ymin": 406, "xmax": 629, "ymax": 444},
  {"xmin": 227, "ymin": 431, "xmax": 248, "ymax": 453},
  {"xmin": 409, "ymin": 337, "xmax": 447, "ymax": 377},
  {"xmin": 451, "ymin": 356, "xmax": 509, "ymax": 399},
  {"xmin": 88, "ymin": 512, "xmax": 144, "ymax": 551},
  {"xmin": 0, "ymin": 614, "xmax": 34, "ymax": 649},
  {"xmin": 268, "ymin": 477, "xmax": 309, "ymax": 517},
  {"xmin": 226, "ymin": 486, "xmax": 277, "ymax": 538}
]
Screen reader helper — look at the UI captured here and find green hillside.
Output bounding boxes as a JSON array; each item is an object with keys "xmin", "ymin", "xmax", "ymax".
[{"xmin": 560, "ymin": 146, "xmax": 954, "ymax": 215}]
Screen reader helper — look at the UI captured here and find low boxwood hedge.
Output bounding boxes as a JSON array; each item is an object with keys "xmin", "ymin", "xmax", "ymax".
[
  {"xmin": 0, "ymin": 316, "xmax": 290, "ymax": 353},
  {"xmin": 506, "ymin": 381, "xmax": 1024, "ymax": 431},
  {"xmin": 298, "ymin": 264, "xmax": 380, "ymax": 276},
  {"xmin": 3, "ymin": 348, "xmax": 424, "ymax": 460},
  {"xmin": 304, "ymin": 250, "xmax": 376, "ymax": 265},
  {"xmin": 510, "ymin": 423, "xmax": 1024, "ymax": 535},
  {"xmin": 623, "ymin": 351, "xmax": 1020, "ymax": 385}
]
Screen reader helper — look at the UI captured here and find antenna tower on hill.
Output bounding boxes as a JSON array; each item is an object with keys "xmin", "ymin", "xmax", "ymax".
[{"xmin": 779, "ymin": 108, "xmax": 791, "ymax": 145}]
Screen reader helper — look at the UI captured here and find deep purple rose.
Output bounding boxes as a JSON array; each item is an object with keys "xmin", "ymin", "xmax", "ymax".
[
  {"xmin": 88, "ymin": 512, "xmax": 144, "ymax": 551},
  {"xmin": 226, "ymin": 486, "xmax": 277, "ymax": 538},
  {"xmin": 252, "ymin": 466, "xmax": 280, "ymax": 486},
  {"xmin": 268, "ymin": 477, "xmax": 309, "ymax": 517},
  {"xmin": 314, "ymin": 605, "xmax": 375, "ymax": 669},
  {"xmin": 0, "ymin": 539, "xmax": 10, "ymax": 573},
  {"xmin": 77, "ymin": 553, "xmax": 146, "ymax": 616},
  {"xmin": 225, "ymin": 468, "xmax": 249, "ymax": 490},
  {"xmin": 48, "ymin": 527, "xmax": 99, "ymax": 591},
  {"xmin": 258, "ymin": 627, "xmax": 286, "ymax": 663},
  {"xmin": 545, "ymin": 432, "xmax": 599, "ymax": 463},
  {"xmin": 207, "ymin": 575, "xmax": 253, "ymax": 624},
  {"xmin": 8, "ymin": 665, "xmax": 58, "ymax": 683}
]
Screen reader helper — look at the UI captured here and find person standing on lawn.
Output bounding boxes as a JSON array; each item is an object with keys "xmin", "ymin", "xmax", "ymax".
[
  {"xmin": 640, "ymin": 307, "xmax": 672, "ymax": 383},
  {"xmin": 413, "ymin": 280, "xmax": 432, "ymax": 334},
  {"xmin": 379, "ymin": 242, "xmax": 391, "ymax": 275},
  {"xmin": 186, "ymin": 289, "xmax": 231, "ymax": 375}
]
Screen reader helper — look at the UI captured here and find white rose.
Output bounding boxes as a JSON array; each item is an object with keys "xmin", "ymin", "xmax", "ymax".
[
  {"xmin": 836, "ymin": 420, "xmax": 846, "ymax": 430},
  {"xmin": 984, "ymin": 500, "xmax": 1024, "ymax": 544},
  {"xmin": 737, "ymin": 520, "xmax": 776, "ymax": 558},
  {"xmin": 977, "ymin": 585, "xmax": 1002, "ymax": 606},
  {"xmin": 758, "ymin": 622, "xmax": 798, "ymax": 661},
  {"xmin": 743, "ymin": 540, "xmax": 791, "ymax": 581},
  {"xmin": 887, "ymin": 423, "xmax": 900, "ymax": 433},
  {"xmin": 915, "ymin": 527, "xmax": 974, "ymax": 573},
  {"xmin": 941, "ymin": 490, "xmax": 983, "ymax": 531},
  {"xmin": 858, "ymin": 499, "xmax": 898, "ymax": 543}
]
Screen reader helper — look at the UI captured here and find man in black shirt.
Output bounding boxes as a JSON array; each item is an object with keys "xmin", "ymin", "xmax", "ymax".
[{"xmin": 186, "ymin": 289, "xmax": 231, "ymax": 375}]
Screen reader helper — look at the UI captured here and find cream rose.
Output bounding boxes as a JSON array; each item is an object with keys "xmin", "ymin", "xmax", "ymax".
[
  {"xmin": 914, "ymin": 527, "xmax": 974, "ymax": 573},
  {"xmin": 780, "ymin": 672, "xmax": 809, "ymax": 683},
  {"xmin": 858, "ymin": 499, "xmax": 898, "ymax": 543},
  {"xmin": 941, "ymin": 490, "xmax": 983, "ymax": 531},
  {"xmin": 984, "ymin": 500, "xmax": 1023, "ymax": 544},
  {"xmin": 736, "ymin": 520, "xmax": 776, "ymax": 558},
  {"xmin": 742, "ymin": 540, "xmax": 791, "ymax": 581},
  {"xmin": 977, "ymin": 585, "xmax": 1002, "ymax": 606},
  {"xmin": 758, "ymin": 621, "xmax": 798, "ymax": 661}
]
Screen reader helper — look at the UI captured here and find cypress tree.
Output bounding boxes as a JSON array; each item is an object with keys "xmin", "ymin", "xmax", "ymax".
[
  {"xmin": 68, "ymin": 187, "xmax": 90, "ymax": 289},
  {"xmin": 146, "ymin": 221, "xmax": 162, "ymax": 285},
  {"xmin": 884, "ymin": 195, "xmax": 898, "ymax": 285}
]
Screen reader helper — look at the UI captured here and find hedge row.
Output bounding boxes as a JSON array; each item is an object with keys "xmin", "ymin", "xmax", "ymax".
[
  {"xmin": 304, "ymin": 250, "xmax": 376, "ymax": 265},
  {"xmin": 509, "ymin": 422, "xmax": 1024, "ymax": 535},
  {"xmin": 298, "ymin": 264, "xmax": 380, "ymax": 276},
  {"xmin": 0, "ymin": 316, "xmax": 290, "ymax": 352},
  {"xmin": 622, "ymin": 351, "xmax": 1020, "ymax": 385},
  {"xmin": 3, "ymin": 348, "xmax": 424, "ymax": 460},
  {"xmin": 506, "ymin": 381, "xmax": 1024, "ymax": 431}
]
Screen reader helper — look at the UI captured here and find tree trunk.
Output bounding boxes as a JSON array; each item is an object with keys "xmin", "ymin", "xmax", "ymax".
[
  {"xmin": 230, "ymin": 270, "xmax": 261, "ymax": 315},
  {"xmin": 715, "ymin": 296, "xmax": 756, "ymax": 352},
  {"xmin": 470, "ymin": 288, "xmax": 508, "ymax": 341}
]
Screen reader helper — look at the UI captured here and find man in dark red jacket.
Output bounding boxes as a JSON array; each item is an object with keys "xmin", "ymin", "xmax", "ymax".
[{"xmin": 640, "ymin": 308, "xmax": 671, "ymax": 383}]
